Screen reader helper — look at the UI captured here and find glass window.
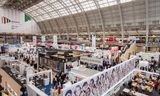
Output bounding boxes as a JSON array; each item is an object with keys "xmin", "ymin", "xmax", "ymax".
[
  {"xmin": 29, "ymin": 11, "xmax": 39, "ymax": 16},
  {"xmin": 43, "ymin": 6, "xmax": 53, "ymax": 12},
  {"xmin": 62, "ymin": 0, "xmax": 73, "ymax": 6},
  {"xmin": 38, "ymin": 2, "xmax": 47, "ymax": 7},
  {"xmin": 36, "ymin": 9, "xmax": 45, "ymax": 14},
  {"xmin": 53, "ymin": 2, "xmax": 63, "ymax": 10},
  {"xmin": 68, "ymin": 6, "xmax": 78, "ymax": 14},
  {"xmin": 45, "ymin": 0, "xmax": 56, "ymax": 3},
  {"xmin": 80, "ymin": 0, "xmax": 96, "ymax": 11},
  {"xmin": 78, "ymin": 0, "xmax": 87, "ymax": 3},
  {"xmin": 35, "ymin": 16, "xmax": 44, "ymax": 21},
  {"xmin": 108, "ymin": 0, "xmax": 117, "ymax": 6},
  {"xmin": 59, "ymin": 8, "xmax": 69, "ymax": 16},
  {"xmin": 42, "ymin": 14, "xmax": 50, "ymax": 19},
  {"xmin": 50, "ymin": 11, "xmax": 59, "ymax": 18},
  {"xmin": 120, "ymin": 0, "xmax": 133, "ymax": 3},
  {"xmin": 25, "ymin": 0, "xmax": 133, "ymax": 22},
  {"xmin": 98, "ymin": 0, "xmax": 109, "ymax": 8}
]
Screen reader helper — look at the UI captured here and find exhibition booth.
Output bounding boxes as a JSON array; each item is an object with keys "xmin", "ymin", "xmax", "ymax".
[
  {"xmin": 1, "ymin": 36, "xmax": 159, "ymax": 96},
  {"xmin": 109, "ymin": 69, "xmax": 160, "ymax": 96},
  {"xmin": 27, "ymin": 70, "xmax": 53, "ymax": 96},
  {"xmin": 136, "ymin": 52, "xmax": 160, "ymax": 72},
  {"xmin": 136, "ymin": 52, "xmax": 160, "ymax": 62},
  {"xmin": 0, "ymin": 55, "xmax": 34, "ymax": 96},
  {"xmin": 22, "ymin": 56, "xmax": 136, "ymax": 96}
]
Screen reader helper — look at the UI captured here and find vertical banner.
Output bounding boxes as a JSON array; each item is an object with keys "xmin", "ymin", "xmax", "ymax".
[
  {"xmin": 53, "ymin": 35, "xmax": 58, "ymax": 48},
  {"xmin": 41, "ymin": 35, "xmax": 46, "ymax": 46},
  {"xmin": 33, "ymin": 36, "xmax": 37, "ymax": 46},
  {"xmin": 20, "ymin": 36, "xmax": 23, "ymax": 44},
  {"xmin": 92, "ymin": 35, "xmax": 96, "ymax": 50}
]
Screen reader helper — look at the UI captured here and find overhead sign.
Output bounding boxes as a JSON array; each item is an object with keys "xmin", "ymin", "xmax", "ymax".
[
  {"xmin": 53, "ymin": 35, "xmax": 58, "ymax": 48},
  {"xmin": 33, "ymin": 36, "xmax": 37, "ymax": 45},
  {"xmin": 1, "ymin": 16, "xmax": 20, "ymax": 24},
  {"xmin": 41, "ymin": 35, "xmax": 46, "ymax": 46},
  {"xmin": 92, "ymin": 35, "xmax": 96, "ymax": 50}
]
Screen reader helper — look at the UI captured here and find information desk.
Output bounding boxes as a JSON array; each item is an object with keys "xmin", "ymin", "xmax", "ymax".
[{"xmin": 70, "ymin": 66, "xmax": 100, "ymax": 78}]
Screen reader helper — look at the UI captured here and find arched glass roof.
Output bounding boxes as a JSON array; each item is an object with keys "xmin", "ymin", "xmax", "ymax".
[{"xmin": 24, "ymin": 0, "xmax": 133, "ymax": 22}]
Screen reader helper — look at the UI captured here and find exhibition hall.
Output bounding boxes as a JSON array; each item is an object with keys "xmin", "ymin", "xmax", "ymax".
[{"xmin": 0, "ymin": 0, "xmax": 160, "ymax": 96}]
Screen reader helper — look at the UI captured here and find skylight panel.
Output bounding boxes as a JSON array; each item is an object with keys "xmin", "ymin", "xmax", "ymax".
[
  {"xmin": 80, "ymin": 0, "xmax": 96, "ymax": 11},
  {"xmin": 68, "ymin": 6, "xmax": 78, "ymax": 14},
  {"xmin": 120, "ymin": 0, "xmax": 133, "ymax": 3},
  {"xmin": 50, "ymin": 11, "xmax": 59, "ymax": 18},
  {"xmin": 44, "ymin": 0, "xmax": 56, "ymax": 3},
  {"xmin": 98, "ymin": 0, "xmax": 109, "ymax": 8},
  {"xmin": 38, "ymin": 2, "xmax": 47, "ymax": 7},
  {"xmin": 35, "ymin": 16, "xmax": 44, "ymax": 21},
  {"xmin": 78, "ymin": 0, "xmax": 87, "ymax": 3},
  {"xmin": 59, "ymin": 9, "xmax": 69, "ymax": 16},
  {"xmin": 25, "ymin": 0, "xmax": 134, "ymax": 22},
  {"xmin": 108, "ymin": 0, "xmax": 117, "ymax": 6},
  {"xmin": 53, "ymin": 2, "xmax": 64, "ymax": 10},
  {"xmin": 42, "ymin": 14, "xmax": 50, "ymax": 19},
  {"xmin": 37, "ymin": 9, "xmax": 46, "ymax": 14},
  {"xmin": 43, "ymin": 6, "xmax": 53, "ymax": 12},
  {"xmin": 62, "ymin": 0, "xmax": 73, "ymax": 6},
  {"xmin": 30, "ymin": 11, "xmax": 39, "ymax": 16}
]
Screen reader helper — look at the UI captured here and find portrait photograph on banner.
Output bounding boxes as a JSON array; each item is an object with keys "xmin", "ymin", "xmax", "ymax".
[{"xmin": 63, "ymin": 58, "xmax": 136, "ymax": 96}]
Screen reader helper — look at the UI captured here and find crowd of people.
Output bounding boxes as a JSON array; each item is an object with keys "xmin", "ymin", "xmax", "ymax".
[
  {"xmin": 51, "ymin": 71, "xmax": 68, "ymax": 96},
  {"xmin": 11, "ymin": 49, "xmax": 38, "ymax": 69}
]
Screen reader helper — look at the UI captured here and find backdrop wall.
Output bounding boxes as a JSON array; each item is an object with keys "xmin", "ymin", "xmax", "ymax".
[{"xmin": 0, "ymin": 7, "xmax": 40, "ymax": 34}]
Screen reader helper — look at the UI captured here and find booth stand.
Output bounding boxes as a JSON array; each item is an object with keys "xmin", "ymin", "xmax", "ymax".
[{"xmin": 26, "ymin": 69, "xmax": 53, "ymax": 96}]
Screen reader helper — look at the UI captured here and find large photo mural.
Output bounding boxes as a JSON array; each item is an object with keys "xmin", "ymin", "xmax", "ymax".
[{"xmin": 63, "ymin": 57, "xmax": 136, "ymax": 96}]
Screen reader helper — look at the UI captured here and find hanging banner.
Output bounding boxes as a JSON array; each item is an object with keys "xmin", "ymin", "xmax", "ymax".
[
  {"xmin": 92, "ymin": 35, "xmax": 96, "ymax": 50},
  {"xmin": 32, "ymin": 36, "xmax": 37, "ymax": 46},
  {"xmin": 20, "ymin": 36, "xmax": 23, "ymax": 44},
  {"xmin": 62, "ymin": 57, "xmax": 136, "ymax": 96},
  {"xmin": 53, "ymin": 35, "xmax": 58, "ymax": 48},
  {"xmin": 41, "ymin": 35, "xmax": 46, "ymax": 46}
]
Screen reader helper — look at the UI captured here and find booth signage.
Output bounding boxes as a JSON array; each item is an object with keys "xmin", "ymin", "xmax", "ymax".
[{"xmin": 80, "ymin": 56, "xmax": 103, "ymax": 65}]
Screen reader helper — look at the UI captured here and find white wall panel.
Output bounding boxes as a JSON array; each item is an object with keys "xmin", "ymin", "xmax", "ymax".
[{"xmin": 0, "ymin": 7, "xmax": 40, "ymax": 34}]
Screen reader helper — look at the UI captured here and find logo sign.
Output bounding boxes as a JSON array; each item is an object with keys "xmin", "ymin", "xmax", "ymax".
[
  {"xmin": 1, "ymin": 16, "xmax": 20, "ymax": 24},
  {"xmin": 1, "ymin": 16, "xmax": 11, "ymax": 24}
]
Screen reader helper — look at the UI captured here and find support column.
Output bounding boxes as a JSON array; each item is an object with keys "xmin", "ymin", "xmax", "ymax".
[{"xmin": 117, "ymin": 0, "xmax": 124, "ymax": 45}]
